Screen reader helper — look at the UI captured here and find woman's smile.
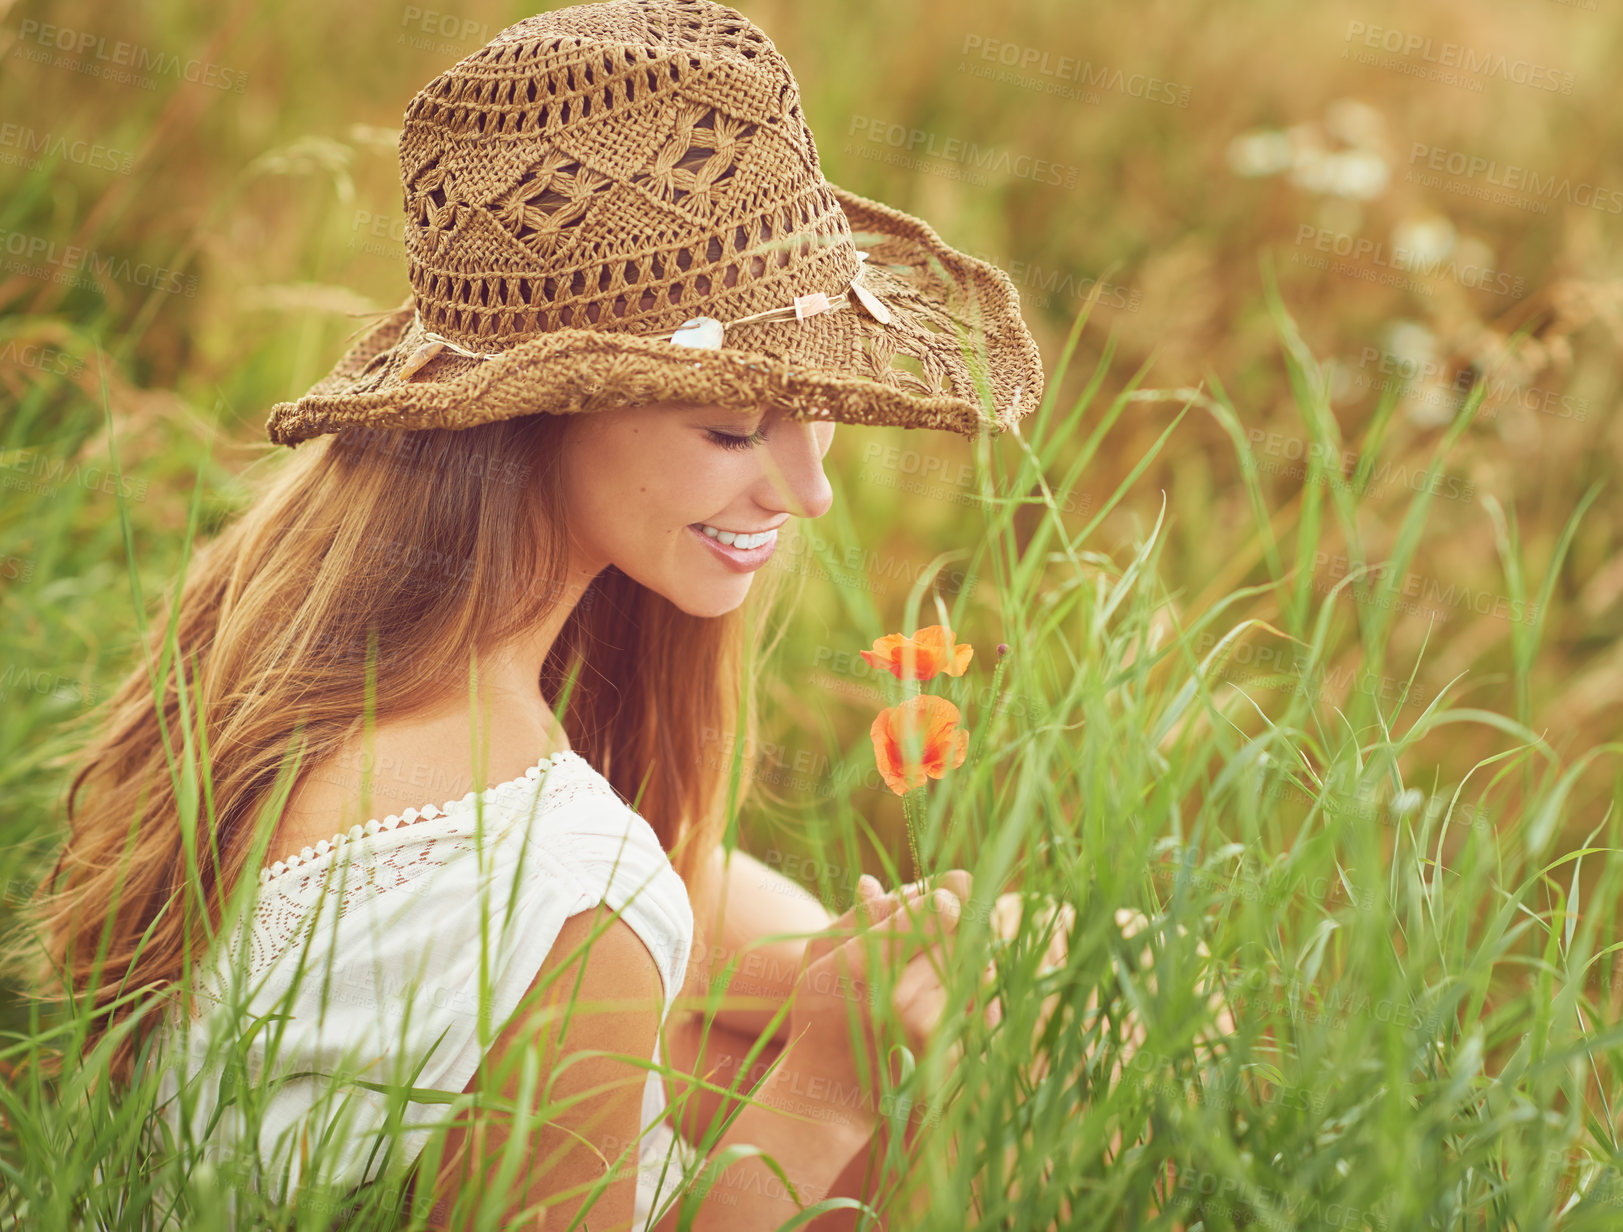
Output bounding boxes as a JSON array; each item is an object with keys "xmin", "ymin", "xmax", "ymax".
[{"xmin": 686, "ymin": 521, "xmax": 781, "ymax": 571}]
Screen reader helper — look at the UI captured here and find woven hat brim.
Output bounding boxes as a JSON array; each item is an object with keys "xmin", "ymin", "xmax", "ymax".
[{"xmin": 266, "ymin": 182, "xmax": 1045, "ymax": 446}]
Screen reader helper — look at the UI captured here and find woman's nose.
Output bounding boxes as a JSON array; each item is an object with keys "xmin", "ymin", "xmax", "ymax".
[{"xmin": 755, "ymin": 419, "xmax": 834, "ymax": 520}]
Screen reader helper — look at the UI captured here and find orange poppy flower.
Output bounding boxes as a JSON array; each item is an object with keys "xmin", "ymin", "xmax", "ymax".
[
  {"xmin": 870, "ymin": 694, "xmax": 970, "ymax": 795},
  {"xmin": 860, "ymin": 625, "xmax": 974, "ymax": 682}
]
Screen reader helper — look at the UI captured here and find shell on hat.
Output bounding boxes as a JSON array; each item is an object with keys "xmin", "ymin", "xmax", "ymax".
[{"xmin": 267, "ymin": 0, "xmax": 1044, "ymax": 445}]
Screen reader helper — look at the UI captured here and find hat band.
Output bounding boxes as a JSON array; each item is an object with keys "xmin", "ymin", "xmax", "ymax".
[{"xmin": 397, "ymin": 252, "xmax": 892, "ymax": 380}]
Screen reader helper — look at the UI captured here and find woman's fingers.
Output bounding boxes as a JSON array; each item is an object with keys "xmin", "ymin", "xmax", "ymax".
[
  {"xmin": 839, "ymin": 888, "xmax": 963, "ymax": 977},
  {"xmin": 893, "ymin": 942, "xmax": 954, "ymax": 1017},
  {"xmin": 805, "ymin": 891, "xmax": 964, "ymax": 1058},
  {"xmin": 816, "ymin": 870, "xmax": 975, "ymax": 963},
  {"xmin": 805, "ymin": 878, "xmax": 922, "ymax": 969},
  {"xmin": 850, "ymin": 872, "xmax": 887, "ymax": 927},
  {"xmin": 827, "ymin": 879, "xmax": 945, "ymax": 939},
  {"xmin": 1109, "ymin": 907, "xmax": 1232, "ymax": 1048},
  {"xmin": 902, "ymin": 868, "xmax": 973, "ymax": 907},
  {"xmin": 979, "ymin": 953, "xmax": 1016, "ymax": 1033},
  {"xmin": 818, "ymin": 873, "xmax": 1079, "ymax": 1064},
  {"xmin": 800, "ymin": 884, "xmax": 963, "ymax": 1020}
]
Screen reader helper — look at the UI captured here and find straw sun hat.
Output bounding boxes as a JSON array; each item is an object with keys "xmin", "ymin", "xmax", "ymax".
[{"xmin": 266, "ymin": 0, "xmax": 1046, "ymax": 447}]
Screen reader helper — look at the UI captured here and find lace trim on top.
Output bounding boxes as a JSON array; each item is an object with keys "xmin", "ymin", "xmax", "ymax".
[{"xmin": 257, "ymin": 749, "xmax": 580, "ymax": 886}]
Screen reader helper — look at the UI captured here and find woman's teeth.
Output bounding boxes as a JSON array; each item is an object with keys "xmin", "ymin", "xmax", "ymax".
[{"xmin": 698, "ymin": 524, "xmax": 774, "ymax": 549}]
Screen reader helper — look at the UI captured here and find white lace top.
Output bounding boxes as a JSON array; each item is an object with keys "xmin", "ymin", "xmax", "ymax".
[{"xmin": 151, "ymin": 749, "xmax": 700, "ymax": 1229}]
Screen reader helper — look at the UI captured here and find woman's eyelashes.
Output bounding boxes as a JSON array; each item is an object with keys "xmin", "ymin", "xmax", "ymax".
[{"xmin": 705, "ymin": 425, "xmax": 769, "ymax": 451}]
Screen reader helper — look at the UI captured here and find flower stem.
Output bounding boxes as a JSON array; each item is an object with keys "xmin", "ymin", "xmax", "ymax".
[{"xmin": 902, "ymin": 787, "xmax": 926, "ymax": 883}]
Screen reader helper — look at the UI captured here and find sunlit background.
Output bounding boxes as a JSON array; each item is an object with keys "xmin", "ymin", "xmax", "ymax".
[{"xmin": 4, "ymin": 0, "xmax": 1618, "ymax": 804}]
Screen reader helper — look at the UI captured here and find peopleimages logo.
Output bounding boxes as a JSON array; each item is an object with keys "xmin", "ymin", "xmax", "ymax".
[
  {"xmin": 958, "ymin": 35, "xmax": 1192, "ymax": 108},
  {"xmin": 847, "ymin": 117, "xmax": 1081, "ymax": 190},
  {"xmin": 1351, "ymin": 347, "xmax": 1589, "ymax": 423},
  {"xmin": 0, "ymin": 124, "xmax": 135, "ymax": 175},
  {"xmin": 1343, "ymin": 22, "xmax": 1575, "ymax": 94},
  {"xmin": 0, "ymin": 339, "xmax": 85, "ymax": 378},
  {"xmin": 14, "ymin": 21, "xmax": 249, "ymax": 93},
  {"xmin": 1293, "ymin": 224, "xmax": 1525, "ymax": 298},
  {"xmin": 1407, "ymin": 143, "xmax": 1623, "ymax": 214},
  {"xmin": 0, "ymin": 228, "xmax": 197, "ymax": 296},
  {"xmin": 960, "ymin": 246, "xmax": 1142, "ymax": 313}
]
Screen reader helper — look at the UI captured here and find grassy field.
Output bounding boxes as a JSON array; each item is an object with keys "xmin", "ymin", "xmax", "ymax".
[{"xmin": 3, "ymin": 0, "xmax": 1622, "ymax": 1227}]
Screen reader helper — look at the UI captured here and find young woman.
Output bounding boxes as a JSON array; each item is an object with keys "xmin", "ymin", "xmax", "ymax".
[{"xmin": 13, "ymin": 0, "xmax": 1046, "ymax": 1227}]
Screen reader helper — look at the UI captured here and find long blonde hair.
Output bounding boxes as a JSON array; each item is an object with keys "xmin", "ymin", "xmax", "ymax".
[{"xmin": 6, "ymin": 412, "xmax": 793, "ymax": 1088}]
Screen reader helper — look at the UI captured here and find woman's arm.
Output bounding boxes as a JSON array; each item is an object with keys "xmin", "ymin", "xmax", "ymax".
[
  {"xmin": 649, "ymin": 1059, "xmax": 874, "ymax": 1231},
  {"xmin": 659, "ymin": 847, "xmax": 824, "ymax": 1154},
  {"xmin": 661, "ymin": 1004, "xmax": 789, "ymax": 1145},
  {"xmin": 689, "ymin": 845, "xmax": 836, "ymax": 1042},
  {"xmin": 654, "ymin": 874, "xmax": 987, "ymax": 1230},
  {"xmin": 419, "ymin": 905, "xmax": 874, "ymax": 1231},
  {"xmin": 420, "ymin": 908, "xmax": 658, "ymax": 1230}
]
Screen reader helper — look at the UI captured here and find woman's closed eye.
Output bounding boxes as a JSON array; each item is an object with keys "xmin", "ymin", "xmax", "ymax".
[{"xmin": 706, "ymin": 426, "xmax": 769, "ymax": 451}]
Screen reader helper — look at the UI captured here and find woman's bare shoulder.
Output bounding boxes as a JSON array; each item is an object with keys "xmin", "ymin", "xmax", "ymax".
[{"xmin": 266, "ymin": 703, "xmax": 571, "ymax": 864}]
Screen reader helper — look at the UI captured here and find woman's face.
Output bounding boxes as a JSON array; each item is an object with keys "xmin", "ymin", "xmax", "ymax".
[{"xmin": 560, "ymin": 402, "xmax": 836, "ymax": 617}]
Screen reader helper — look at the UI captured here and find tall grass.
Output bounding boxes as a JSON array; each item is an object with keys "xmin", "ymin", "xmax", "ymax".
[{"xmin": 1, "ymin": 285, "xmax": 1619, "ymax": 1230}]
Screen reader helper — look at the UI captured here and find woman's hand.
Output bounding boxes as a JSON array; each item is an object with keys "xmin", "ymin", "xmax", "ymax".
[
  {"xmin": 983, "ymin": 890, "xmax": 1074, "ymax": 1046},
  {"xmin": 983, "ymin": 898, "xmax": 1233, "ymax": 1082},
  {"xmin": 774, "ymin": 872, "xmax": 971, "ymax": 1140},
  {"xmin": 684, "ymin": 847, "xmax": 836, "ymax": 1044}
]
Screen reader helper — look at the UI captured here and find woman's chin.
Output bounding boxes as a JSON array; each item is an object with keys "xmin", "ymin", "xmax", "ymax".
[{"xmin": 668, "ymin": 577, "xmax": 753, "ymax": 619}]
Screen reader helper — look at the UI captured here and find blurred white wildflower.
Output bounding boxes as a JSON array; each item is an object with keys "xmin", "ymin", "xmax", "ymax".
[
  {"xmin": 1384, "ymin": 319, "xmax": 1437, "ymax": 371},
  {"xmin": 1381, "ymin": 319, "xmax": 1455, "ymax": 427},
  {"xmin": 1291, "ymin": 148, "xmax": 1389, "ymax": 200},
  {"xmin": 1226, "ymin": 128, "xmax": 1295, "ymax": 177},
  {"xmin": 1324, "ymin": 98, "xmax": 1384, "ymax": 149},
  {"xmin": 1392, "ymin": 213, "xmax": 1457, "ymax": 265},
  {"xmin": 1225, "ymin": 99, "xmax": 1390, "ymax": 200}
]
